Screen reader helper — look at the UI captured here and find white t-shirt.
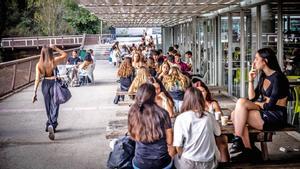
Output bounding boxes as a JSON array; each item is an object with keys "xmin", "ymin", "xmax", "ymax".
[{"xmin": 173, "ymin": 111, "xmax": 221, "ymax": 162}]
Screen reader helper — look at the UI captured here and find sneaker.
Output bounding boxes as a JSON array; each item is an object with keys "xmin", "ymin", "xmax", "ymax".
[
  {"xmin": 231, "ymin": 148, "xmax": 263, "ymax": 163},
  {"xmin": 229, "ymin": 136, "xmax": 245, "ymax": 154},
  {"xmin": 45, "ymin": 125, "xmax": 57, "ymax": 133},
  {"xmin": 48, "ymin": 125, "xmax": 55, "ymax": 140},
  {"xmin": 231, "ymin": 148, "xmax": 252, "ymax": 163}
]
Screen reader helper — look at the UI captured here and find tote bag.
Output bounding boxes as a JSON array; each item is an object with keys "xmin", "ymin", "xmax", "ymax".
[{"xmin": 53, "ymin": 79, "xmax": 72, "ymax": 105}]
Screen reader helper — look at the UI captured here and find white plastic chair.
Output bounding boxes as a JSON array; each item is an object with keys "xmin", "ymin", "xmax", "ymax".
[{"xmin": 79, "ymin": 64, "xmax": 95, "ymax": 85}]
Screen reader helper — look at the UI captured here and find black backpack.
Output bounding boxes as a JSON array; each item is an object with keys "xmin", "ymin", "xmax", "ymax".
[{"xmin": 107, "ymin": 136, "xmax": 135, "ymax": 169}]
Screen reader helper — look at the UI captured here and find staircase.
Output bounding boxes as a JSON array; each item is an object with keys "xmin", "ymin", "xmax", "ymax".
[{"xmin": 83, "ymin": 44, "xmax": 111, "ymax": 60}]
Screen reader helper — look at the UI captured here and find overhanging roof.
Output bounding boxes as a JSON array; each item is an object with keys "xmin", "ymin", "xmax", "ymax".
[{"xmin": 78, "ymin": 0, "xmax": 240, "ymax": 27}]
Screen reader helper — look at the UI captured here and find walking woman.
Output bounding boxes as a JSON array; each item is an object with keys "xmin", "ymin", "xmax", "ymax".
[
  {"xmin": 32, "ymin": 45, "xmax": 67, "ymax": 140},
  {"xmin": 230, "ymin": 48, "xmax": 289, "ymax": 158},
  {"xmin": 173, "ymin": 87, "xmax": 220, "ymax": 169},
  {"xmin": 128, "ymin": 83, "xmax": 175, "ymax": 169}
]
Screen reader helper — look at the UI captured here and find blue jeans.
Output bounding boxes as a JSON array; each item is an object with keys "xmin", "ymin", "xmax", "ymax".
[{"xmin": 132, "ymin": 160, "xmax": 173, "ymax": 169}]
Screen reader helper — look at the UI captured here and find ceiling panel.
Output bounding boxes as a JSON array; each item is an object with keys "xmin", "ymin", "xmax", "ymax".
[{"xmin": 78, "ymin": 0, "xmax": 240, "ymax": 27}]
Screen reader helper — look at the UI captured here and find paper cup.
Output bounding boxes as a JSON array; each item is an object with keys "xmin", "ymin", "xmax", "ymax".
[
  {"xmin": 215, "ymin": 111, "xmax": 221, "ymax": 121},
  {"xmin": 221, "ymin": 116, "xmax": 229, "ymax": 126}
]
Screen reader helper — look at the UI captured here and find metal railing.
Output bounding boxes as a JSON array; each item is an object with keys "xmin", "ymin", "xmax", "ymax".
[
  {"xmin": 0, "ymin": 47, "xmax": 80, "ymax": 98},
  {"xmin": 0, "ymin": 35, "xmax": 84, "ymax": 49}
]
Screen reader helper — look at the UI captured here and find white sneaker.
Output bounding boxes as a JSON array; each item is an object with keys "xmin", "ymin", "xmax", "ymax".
[{"xmin": 48, "ymin": 125, "xmax": 55, "ymax": 140}]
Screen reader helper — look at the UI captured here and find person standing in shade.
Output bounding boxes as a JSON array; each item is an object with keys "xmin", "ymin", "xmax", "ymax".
[{"xmin": 32, "ymin": 45, "xmax": 67, "ymax": 140}]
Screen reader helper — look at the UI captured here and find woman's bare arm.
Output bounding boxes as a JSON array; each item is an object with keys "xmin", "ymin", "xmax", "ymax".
[
  {"xmin": 51, "ymin": 45, "xmax": 67, "ymax": 65},
  {"xmin": 32, "ymin": 64, "xmax": 41, "ymax": 103},
  {"xmin": 166, "ymin": 128, "xmax": 176, "ymax": 157},
  {"xmin": 213, "ymin": 101, "xmax": 223, "ymax": 116}
]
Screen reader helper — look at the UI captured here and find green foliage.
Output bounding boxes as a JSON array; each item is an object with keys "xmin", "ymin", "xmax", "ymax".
[
  {"xmin": 0, "ymin": 0, "xmax": 108, "ymax": 37},
  {"xmin": 63, "ymin": 1, "xmax": 101, "ymax": 34}
]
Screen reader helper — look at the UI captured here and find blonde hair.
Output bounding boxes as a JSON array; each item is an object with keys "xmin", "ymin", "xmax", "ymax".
[
  {"xmin": 157, "ymin": 61, "xmax": 170, "ymax": 75},
  {"xmin": 117, "ymin": 57, "xmax": 134, "ymax": 77},
  {"xmin": 163, "ymin": 66, "xmax": 190, "ymax": 91},
  {"xmin": 128, "ymin": 66, "xmax": 150, "ymax": 93}
]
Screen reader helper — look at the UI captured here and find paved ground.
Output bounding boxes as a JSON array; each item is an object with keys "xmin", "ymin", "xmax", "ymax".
[
  {"xmin": 0, "ymin": 60, "xmax": 128, "ymax": 169},
  {"xmin": 0, "ymin": 60, "xmax": 300, "ymax": 169}
]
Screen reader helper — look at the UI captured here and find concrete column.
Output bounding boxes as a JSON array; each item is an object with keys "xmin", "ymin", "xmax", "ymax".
[
  {"xmin": 277, "ymin": 1, "xmax": 283, "ymax": 70},
  {"xmin": 217, "ymin": 16, "xmax": 223, "ymax": 86},
  {"xmin": 256, "ymin": 5, "xmax": 262, "ymax": 50},
  {"xmin": 228, "ymin": 13, "xmax": 233, "ymax": 95},
  {"xmin": 240, "ymin": 10, "xmax": 246, "ymax": 98}
]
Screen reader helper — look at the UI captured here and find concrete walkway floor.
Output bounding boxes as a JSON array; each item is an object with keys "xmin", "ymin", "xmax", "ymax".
[
  {"xmin": 0, "ymin": 60, "xmax": 299, "ymax": 169},
  {"xmin": 0, "ymin": 60, "xmax": 127, "ymax": 169}
]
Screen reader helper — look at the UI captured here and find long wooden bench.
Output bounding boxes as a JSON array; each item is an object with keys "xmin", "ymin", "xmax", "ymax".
[
  {"xmin": 221, "ymin": 123, "xmax": 297, "ymax": 161},
  {"xmin": 114, "ymin": 88, "xmax": 136, "ymax": 105}
]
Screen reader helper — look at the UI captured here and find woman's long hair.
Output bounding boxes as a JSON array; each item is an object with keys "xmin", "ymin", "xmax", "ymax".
[
  {"xmin": 193, "ymin": 79, "xmax": 215, "ymax": 103},
  {"xmin": 117, "ymin": 57, "xmax": 134, "ymax": 77},
  {"xmin": 128, "ymin": 83, "xmax": 170, "ymax": 142},
  {"xmin": 157, "ymin": 61, "xmax": 170, "ymax": 75},
  {"xmin": 38, "ymin": 45, "xmax": 54, "ymax": 75},
  {"xmin": 256, "ymin": 48, "xmax": 284, "ymax": 98},
  {"xmin": 163, "ymin": 66, "xmax": 190, "ymax": 91},
  {"xmin": 148, "ymin": 77, "xmax": 174, "ymax": 106},
  {"xmin": 128, "ymin": 66, "xmax": 150, "ymax": 93},
  {"xmin": 180, "ymin": 87, "xmax": 206, "ymax": 118}
]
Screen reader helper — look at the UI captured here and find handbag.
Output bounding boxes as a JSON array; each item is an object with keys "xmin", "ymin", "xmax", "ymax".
[{"xmin": 53, "ymin": 68, "xmax": 72, "ymax": 104}]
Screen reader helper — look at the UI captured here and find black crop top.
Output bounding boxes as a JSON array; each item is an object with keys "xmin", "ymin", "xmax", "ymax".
[{"xmin": 252, "ymin": 71, "xmax": 289, "ymax": 111}]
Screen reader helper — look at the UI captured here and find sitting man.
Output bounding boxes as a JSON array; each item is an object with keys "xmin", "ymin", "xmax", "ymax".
[
  {"xmin": 67, "ymin": 50, "xmax": 82, "ymax": 86},
  {"xmin": 67, "ymin": 50, "xmax": 82, "ymax": 65}
]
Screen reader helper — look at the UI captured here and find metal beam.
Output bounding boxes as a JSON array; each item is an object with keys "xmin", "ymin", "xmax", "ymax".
[
  {"xmin": 228, "ymin": 12, "xmax": 233, "ymax": 95},
  {"xmin": 240, "ymin": 10, "xmax": 246, "ymax": 98},
  {"xmin": 217, "ymin": 15, "xmax": 222, "ymax": 86}
]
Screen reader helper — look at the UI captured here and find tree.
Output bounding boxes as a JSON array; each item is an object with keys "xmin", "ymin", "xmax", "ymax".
[
  {"xmin": 0, "ymin": 0, "xmax": 109, "ymax": 37},
  {"xmin": 63, "ymin": 0, "xmax": 101, "ymax": 34},
  {"xmin": 32, "ymin": 0, "xmax": 75, "ymax": 35}
]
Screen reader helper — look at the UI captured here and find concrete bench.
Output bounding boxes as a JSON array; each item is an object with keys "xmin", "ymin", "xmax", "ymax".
[{"xmin": 221, "ymin": 123, "xmax": 297, "ymax": 161}]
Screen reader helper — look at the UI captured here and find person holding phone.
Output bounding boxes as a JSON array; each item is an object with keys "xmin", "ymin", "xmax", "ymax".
[{"xmin": 32, "ymin": 45, "xmax": 67, "ymax": 140}]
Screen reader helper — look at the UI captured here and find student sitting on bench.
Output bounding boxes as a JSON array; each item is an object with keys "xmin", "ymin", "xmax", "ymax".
[{"xmin": 230, "ymin": 48, "xmax": 289, "ymax": 158}]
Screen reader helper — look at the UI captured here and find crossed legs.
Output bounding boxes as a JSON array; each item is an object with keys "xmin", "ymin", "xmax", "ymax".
[{"xmin": 231, "ymin": 98, "xmax": 264, "ymax": 148}]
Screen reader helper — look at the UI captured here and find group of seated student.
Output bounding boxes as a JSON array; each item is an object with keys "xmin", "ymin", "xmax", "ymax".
[
  {"xmin": 128, "ymin": 83, "xmax": 222, "ymax": 169},
  {"xmin": 115, "ymin": 43, "xmax": 194, "ymax": 104},
  {"xmin": 121, "ymin": 47, "xmax": 289, "ymax": 168},
  {"xmin": 66, "ymin": 49, "xmax": 95, "ymax": 86}
]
